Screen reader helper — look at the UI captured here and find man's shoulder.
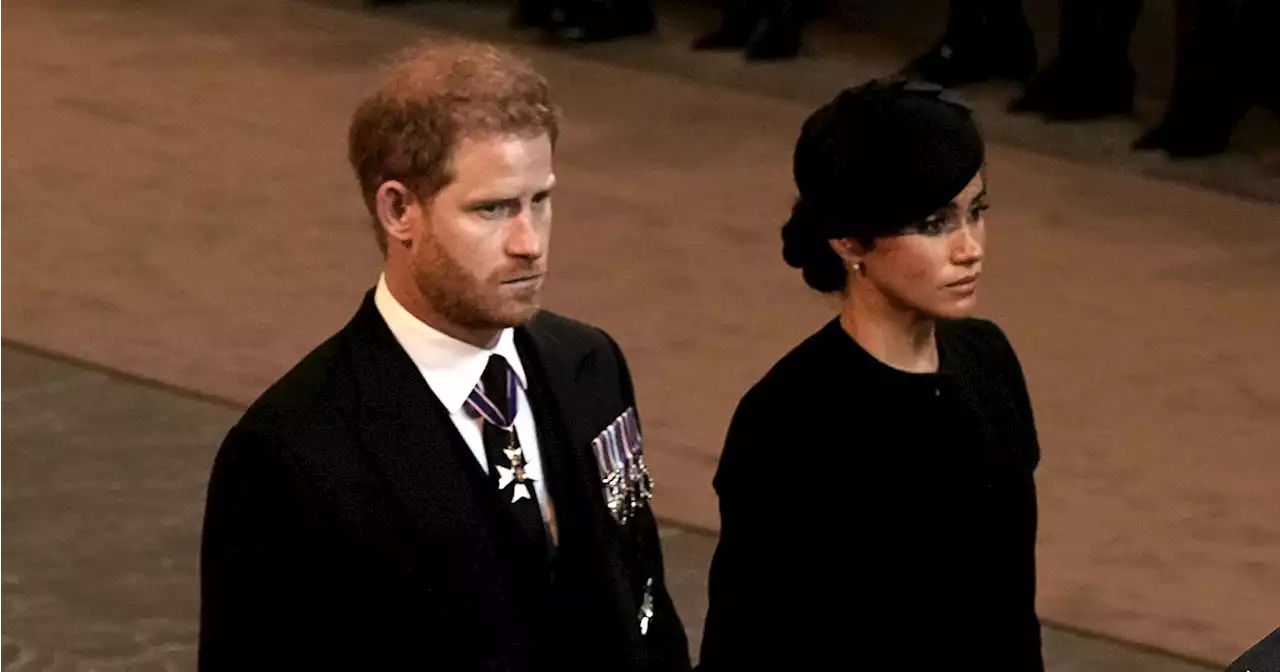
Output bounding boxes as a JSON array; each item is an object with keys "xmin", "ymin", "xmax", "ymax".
[
  {"xmin": 524, "ymin": 310, "xmax": 616, "ymax": 358},
  {"xmin": 235, "ymin": 331, "xmax": 353, "ymax": 440},
  {"xmin": 523, "ymin": 311, "xmax": 639, "ymax": 407},
  {"xmin": 526, "ymin": 310, "xmax": 607, "ymax": 341},
  {"xmin": 1225, "ymin": 627, "xmax": 1280, "ymax": 672}
]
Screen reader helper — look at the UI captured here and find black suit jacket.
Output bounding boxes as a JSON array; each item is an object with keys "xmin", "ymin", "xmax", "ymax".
[
  {"xmin": 1224, "ymin": 628, "xmax": 1280, "ymax": 672},
  {"xmin": 199, "ymin": 291, "xmax": 690, "ymax": 671}
]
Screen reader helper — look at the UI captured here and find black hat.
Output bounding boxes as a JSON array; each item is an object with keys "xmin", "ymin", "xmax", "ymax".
[{"xmin": 792, "ymin": 79, "xmax": 984, "ymax": 240}]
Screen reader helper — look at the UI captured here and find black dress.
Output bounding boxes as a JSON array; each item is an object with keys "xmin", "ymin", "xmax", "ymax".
[{"xmin": 698, "ymin": 317, "xmax": 1044, "ymax": 670}]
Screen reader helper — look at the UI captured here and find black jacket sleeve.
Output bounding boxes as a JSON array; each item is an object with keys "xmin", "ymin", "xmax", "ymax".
[
  {"xmin": 981, "ymin": 320, "xmax": 1045, "ymax": 671},
  {"xmin": 603, "ymin": 330, "xmax": 693, "ymax": 672},
  {"xmin": 199, "ymin": 422, "xmax": 329, "ymax": 671},
  {"xmin": 696, "ymin": 390, "xmax": 795, "ymax": 671}
]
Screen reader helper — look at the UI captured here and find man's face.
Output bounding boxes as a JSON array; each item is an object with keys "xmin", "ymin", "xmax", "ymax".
[{"xmin": 386, "ymin": 133, "xmax": 555, "ymax": 339}]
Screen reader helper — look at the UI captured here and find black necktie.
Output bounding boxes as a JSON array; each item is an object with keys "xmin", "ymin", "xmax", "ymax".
[{"xmin": 467, "ymin": 355, "xmax": 549, "ymax": 554}]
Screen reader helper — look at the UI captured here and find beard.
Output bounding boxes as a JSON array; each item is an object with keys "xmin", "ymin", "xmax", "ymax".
[{"xmin": 412, "ymin": 234, "xmax": 542, "ymax": 332}]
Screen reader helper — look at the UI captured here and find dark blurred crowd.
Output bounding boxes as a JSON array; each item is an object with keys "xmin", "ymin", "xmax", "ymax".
[{"xmin": 370, "ymin": 0, "xmax": 1278, "ymax": 159}]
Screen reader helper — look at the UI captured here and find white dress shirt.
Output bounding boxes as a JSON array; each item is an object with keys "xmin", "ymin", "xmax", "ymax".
[{"xmin": 373, "ymin": 275, "xmax": 551, "ymax": 520}]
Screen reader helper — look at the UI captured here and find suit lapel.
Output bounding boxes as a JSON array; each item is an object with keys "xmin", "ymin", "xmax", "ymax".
[
  {"xmin": 341, "ymin": 292, "xmax": 518, "ymax": 552},
  {"xmin": 516, "ymin": 317, "xmax": 640, "ymax": 659},
  {"xmin": 516, "ymin": 322, "xmax": 587, "ymax": 546},
  {"xmin": 340, "ymin": 298, "xmax": 637, "ymax": 665},
  {"xmin": 515, "ymin": 318, "xmax": 614, "ymax": 537}
]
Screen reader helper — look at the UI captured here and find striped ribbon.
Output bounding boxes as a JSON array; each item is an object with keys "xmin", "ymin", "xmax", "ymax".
[{"xmin": 465, "ymin": 366, "xmax": 517, "ymax": 430}]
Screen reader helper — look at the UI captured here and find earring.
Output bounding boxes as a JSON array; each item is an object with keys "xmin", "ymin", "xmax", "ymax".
[{"xmin": 851, "ymin": 261, "xmax": 864, "ymax": 275}]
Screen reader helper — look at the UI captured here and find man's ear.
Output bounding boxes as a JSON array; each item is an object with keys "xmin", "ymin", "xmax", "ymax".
[{"xmin": 375, "ymin": 180, "xmax": 418, "ymax": 245}]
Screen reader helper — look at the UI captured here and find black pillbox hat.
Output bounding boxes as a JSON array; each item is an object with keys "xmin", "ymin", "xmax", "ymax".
[{"xmin": 793, "ymin": 79, "xmax": 985, "ymax": 239}]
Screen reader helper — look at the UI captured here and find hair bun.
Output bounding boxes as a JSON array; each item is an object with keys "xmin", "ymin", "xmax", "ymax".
[
  {"xmin": 780, "ymin": 198, "xmax": 848, "ymax": 293},
  {"xmin": 781, "ymin": 199, "xmax": 825, "ymax": 269}
]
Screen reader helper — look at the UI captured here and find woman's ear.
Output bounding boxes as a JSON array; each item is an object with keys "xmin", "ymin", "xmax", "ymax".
[{"xmin": 828, "ymin": 237, "xmax": 864, "ymax": 265}]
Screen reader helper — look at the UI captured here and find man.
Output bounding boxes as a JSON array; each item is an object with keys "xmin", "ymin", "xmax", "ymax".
[{"xmin": 199, "ymin": 39, "xmax": 690, "ymax": 672}]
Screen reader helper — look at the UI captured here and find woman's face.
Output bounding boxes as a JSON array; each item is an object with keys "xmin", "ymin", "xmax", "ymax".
[{"xmin": 849, "ymin": 171, "xmax": 988, "ymax": 320}]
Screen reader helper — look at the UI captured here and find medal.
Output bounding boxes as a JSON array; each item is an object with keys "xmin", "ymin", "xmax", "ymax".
[
  {"xmin": 638, "ymin": 578, "xmax": 654, "ymax": 636},
  {"xmin": 592, "ymin": 407, "xmax": 655, "ymax": 526},
  {"xmin": 496, "ymin": 430, "xmax": 532, "ymax": 503}
]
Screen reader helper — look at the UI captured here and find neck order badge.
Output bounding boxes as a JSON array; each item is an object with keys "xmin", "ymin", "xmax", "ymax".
[{"xmin": 467, "ymin": 356, "xmax": 539, "ymax": 508}]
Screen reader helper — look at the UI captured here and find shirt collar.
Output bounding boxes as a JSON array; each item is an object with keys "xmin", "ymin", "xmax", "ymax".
[{"xmin": 374, "ymin": 274, "xmax": 527, "ymax": 414}]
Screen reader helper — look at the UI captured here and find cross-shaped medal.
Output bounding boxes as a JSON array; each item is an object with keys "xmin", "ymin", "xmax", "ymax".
[{"xmin": 494, "ymin": 434, "xmax": 533, "ymax": 503}]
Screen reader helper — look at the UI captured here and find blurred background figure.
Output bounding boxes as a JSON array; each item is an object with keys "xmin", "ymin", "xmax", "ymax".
[
  {"xmin": 1008, "ymin": 0, "xmax": 1143, "ymax": 120},
  {"xmin": 691, "ymin": 0, "xmax": 822, "ymax": 61},
  {"xmin": 1132, "ymin": 0, "xmax": 1279, "ymax": 158},
  {"xmin": 1004, "ymin": 0, "xmax": 1277, "ymax": 155},
  {"xmin": 901, "ymin": 0, "xmax": 1038, "ymax": 87},
  {"xmin": 513, "ymin": 0, "xmax": 656, "ymax": 43}
]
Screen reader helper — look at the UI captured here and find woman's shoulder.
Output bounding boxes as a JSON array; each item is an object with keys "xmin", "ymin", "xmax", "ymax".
[
  {"xmin": 716, "ymin": 322, "xmax": 849, "ymax": 491},
  {"xmin": 940, "ymin": 318, "xmax": 1037, "ymax": 424},
  {"xmin": 738, "ymin": 319, "xmax": 851, "ymax": 407},
  {"xmin": 939, "ymin": 317, "xmax": 1022, "ymax": 367},
  {"xmin": 940, "ymin": 316, "xmax": 1010, "ymax": 345}
]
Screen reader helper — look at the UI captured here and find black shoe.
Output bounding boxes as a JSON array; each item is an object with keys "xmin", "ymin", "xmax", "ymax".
[
  {"xmin": 1039, "ymin": 66, "xmax": 1134, "ymax": 120},
  {"xmin": 903, "ymin": 40, "xmax": 1036, "ymax": 87},
  {"xmin": 1133, "ymin": 116, "xmax": 1235, "ymax": 158},
  {"xmin": 1132, "ymin": 121, "xmax": 1177, "ymax": 151},
  {"xmin": 546, "ymin": 7, "xmax": 655, "ymax": 43},
  {"xmin": 902, "ymin": 44, "xmax": 985, "ymax": 86},
  {"xmin": 692, "ymin": 21, "xmax": 754, "ymax": 50},
  {"xmin": 1008, "ymin": 60, "xmax": 1069, "ymax": 113},
  {"xmin": 511, "ymin": 0, "xmax": 553, "ymax": 27},
  {"xmin": 1262, "ymin": 83, "xmax": 1280, "ymax": 117},
  {"xmin": 744, "ymin": 18, "xmax": 801, "ymax": 61},
  {"xmin": 1011, "ymin": 59, "xmax": 1134, "ymax": 120},
  {"xmin": 1157, "ymin": 130, "xmax": 1231, "ymax": 158}
]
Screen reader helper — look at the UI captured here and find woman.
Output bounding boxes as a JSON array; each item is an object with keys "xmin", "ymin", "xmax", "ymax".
[{"xmin": 697, "ymin": 80, "xmax": 1044, "ymax": 670}]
